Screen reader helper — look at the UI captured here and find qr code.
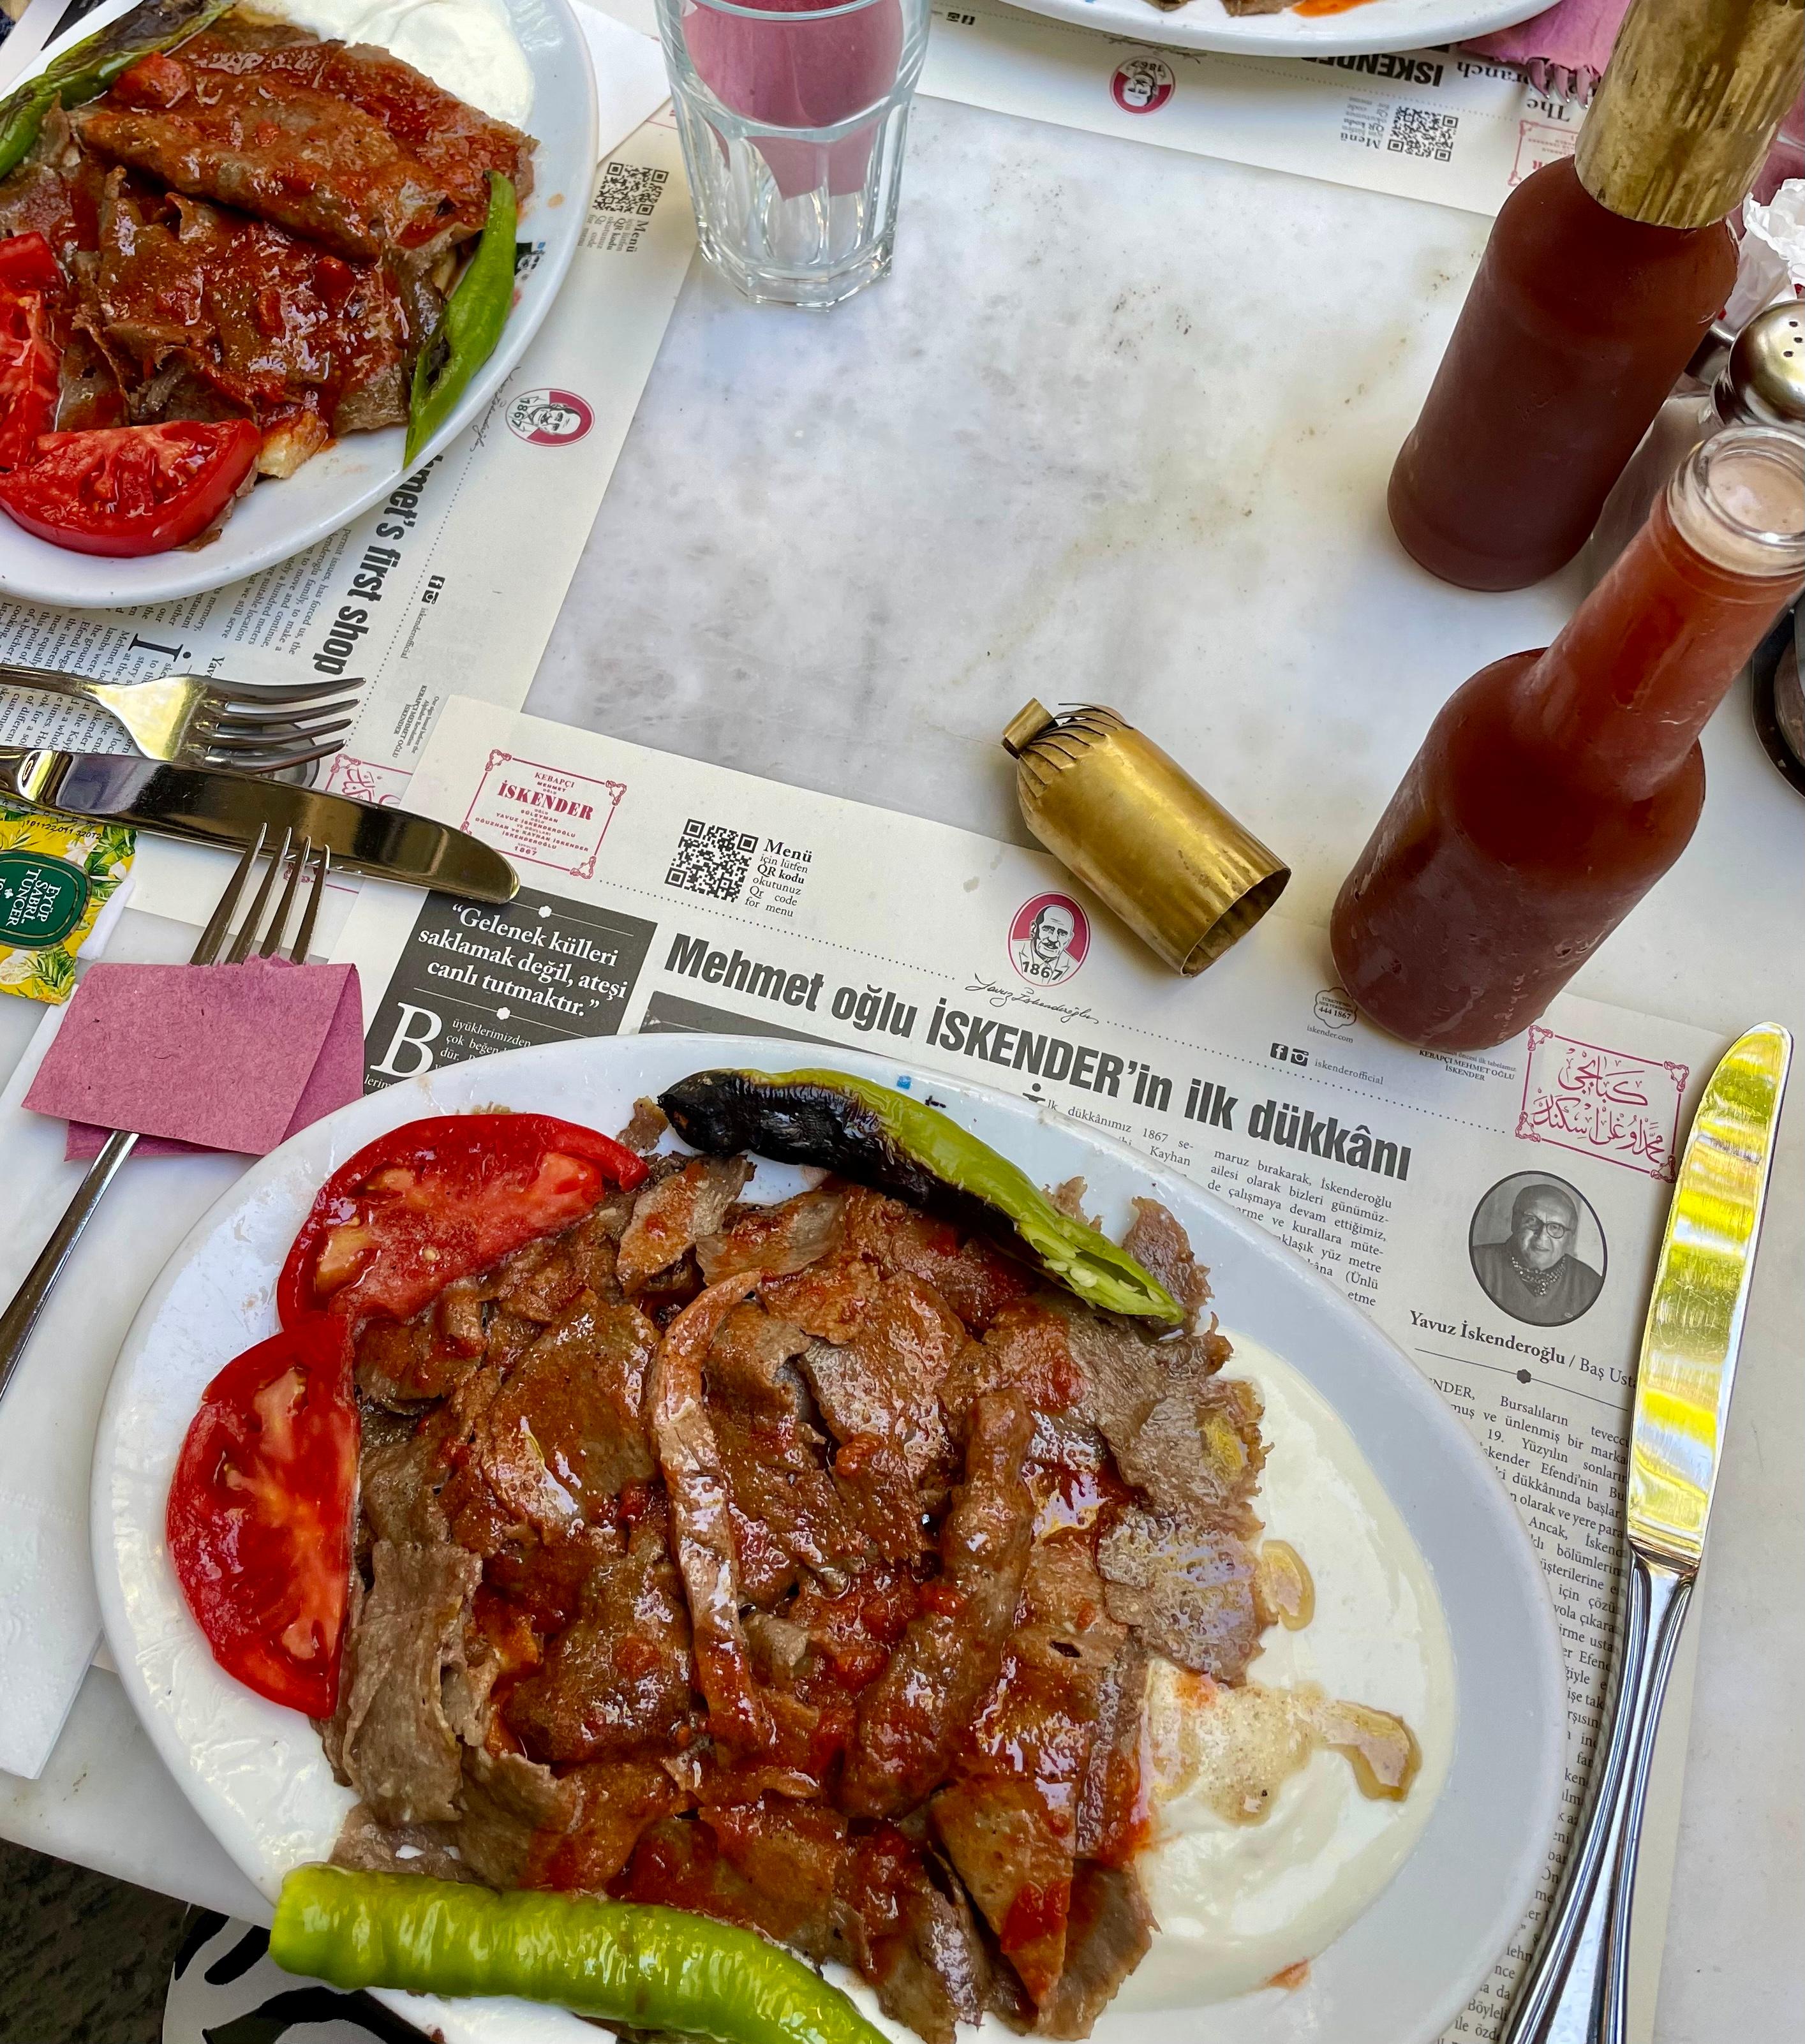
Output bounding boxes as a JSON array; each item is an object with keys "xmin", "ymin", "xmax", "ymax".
[
  {"xmin": 667, "ymin": 819, "xmax": 758, "ymax": 902},
  {"xmin": 1388, "ymin": 105, "xmax": 1457, "ymax": 162},
  {"xmin": 595, "ymin": 161, "xmax": 669, "ymax": 217}
]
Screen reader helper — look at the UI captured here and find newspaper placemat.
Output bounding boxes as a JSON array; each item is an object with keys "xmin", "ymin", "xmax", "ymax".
[
  {"xmin": 0, "ymin": 87, "xmax": 692, "ymax": 935},
  {"xmin": 332, "ymin": 697, "xmax": 1714, "ymax": 2042},
  {"xmin": 920, "ymin": 1, "xmax": 1578, "ymax": 217}
]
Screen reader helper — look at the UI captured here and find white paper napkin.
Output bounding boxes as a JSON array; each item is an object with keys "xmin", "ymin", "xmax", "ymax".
[
  {"xmin": 574, "ymin": 0, "xmax": 674, "ymax": 162},
  {"xmin": 0, "ymin": 910, "xmax": 249, "ymax": 1780}
]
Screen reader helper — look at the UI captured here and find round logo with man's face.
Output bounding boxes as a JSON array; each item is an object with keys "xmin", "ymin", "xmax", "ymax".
[
  {"xmin": 1009, "ymin": 892, "xmax": 1090, "ymax": 986},
  {"xmin": 506, "ymin": 387, "xmax": 595, "ymax": 446},
  {"xmin": 1112, "ymin": 58, "xmax": 1175, "ymax": 115}
]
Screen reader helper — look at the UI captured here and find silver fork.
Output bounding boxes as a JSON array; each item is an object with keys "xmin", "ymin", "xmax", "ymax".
[
  {"xmin": 0, "ymin": 828, "xmax": 332, "ymax": 1407},
  {"xmin": 0, "ymin": 663, "xmax": 362, "ymax": 774}
]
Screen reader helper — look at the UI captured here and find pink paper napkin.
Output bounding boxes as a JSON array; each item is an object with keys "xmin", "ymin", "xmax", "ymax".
[
  {"xmin": 26, "ymin": 958, "xmax": 364, "ymax": 1159},
  {"xmin": 1463, "ymin": 0, "xmax": 1631, "ymax": 101}
]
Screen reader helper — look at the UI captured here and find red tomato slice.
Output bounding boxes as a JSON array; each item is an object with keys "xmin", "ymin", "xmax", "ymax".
[
  {"xmin": 278, "ymin": 1113, "xmax": 650, "ymax": 1331},
  {"xmin": 0, "ymin": 232, "xmax": 64, "ymax": 474},
  {"xmin": 167, "ymin": 1314, "xmax": 358, "ymax": 1718},
  {"xmin": 0, "ymin": 418, "xmax": 258, "ymax": 555},
  {"xmin": 0, "ymin": 231, "xmax": 64, "ymax": 295}
]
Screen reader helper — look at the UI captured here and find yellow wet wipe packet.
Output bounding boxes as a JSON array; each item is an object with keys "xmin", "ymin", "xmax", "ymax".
[{"xmin": 0, "ymin": 804, "xmax": 135, "ymax": 1005}]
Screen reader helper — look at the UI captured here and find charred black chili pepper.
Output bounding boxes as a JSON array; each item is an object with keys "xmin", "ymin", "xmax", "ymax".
[{"xmin": 658, "ymin": 1067, "xmax": 1182, "ymax": 1322}]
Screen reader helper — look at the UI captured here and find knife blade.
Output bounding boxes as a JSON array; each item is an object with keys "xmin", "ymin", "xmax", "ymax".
[
  {"xmin": 1625, "ymin": 1021, "xmax": 1790, "ymax": 1569},
  {"xmin": 0, "ymin": 747, "xmax": 519, "ymax": 903},
  {"xmin": 1502, "ymin": 1022, "xmax": 1790, "ymax": 2044}
]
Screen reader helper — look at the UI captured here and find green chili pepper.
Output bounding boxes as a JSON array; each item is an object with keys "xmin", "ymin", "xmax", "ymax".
[
  {"xmin": 271, "ymin": 1865, "xmax": 887, "ymax": 2044},
  {"xmin": 0, "ymin": 0, "xmax": 236, "ymax": 184},
  {"xmin": 405, "ymin": 172, "xmax": 517, "ymax": 464},
  {"xmin": 658, "ymin": 1068, "xmax": 1182, "ymax": 1322}
]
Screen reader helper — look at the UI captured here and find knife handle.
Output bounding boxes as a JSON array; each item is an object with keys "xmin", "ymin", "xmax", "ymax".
[
  {"xmin": 1601, "ymin": 1553, "xmax": 1694, "ymax": 2044},
  {"xmin": 1500, "ymin": 1539, "xmax": 1658, "ymax": 2044},
  {"xmin": 0, "ymin": 1129, "xmax": 140, "ymax": 1409}
]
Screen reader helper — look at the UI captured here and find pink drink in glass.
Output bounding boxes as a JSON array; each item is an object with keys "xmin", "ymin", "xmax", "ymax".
[{"xmin": 682, "ymin": 0, "xmax": 905, "ymax": 197}]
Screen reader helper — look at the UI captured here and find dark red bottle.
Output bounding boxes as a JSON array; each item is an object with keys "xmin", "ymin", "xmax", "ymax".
[
  {"xmin": 1387, "ymin": 0, "xmax": 1800, "ymax": 592},
  {"xmin": 1335, "ymin": 428, "xmax": 1805, "ymax": 1051}
]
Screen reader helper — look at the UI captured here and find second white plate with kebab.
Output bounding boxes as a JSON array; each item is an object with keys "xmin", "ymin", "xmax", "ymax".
[
  {"xmin": 0, "ymin": 0, "xmax": 596, "ymax": 607},
  {"xmin": 997, "ymin": 0, "xmax": 1549, "ymax": 61}
]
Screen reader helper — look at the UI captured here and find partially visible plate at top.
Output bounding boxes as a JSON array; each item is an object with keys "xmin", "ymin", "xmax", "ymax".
[
  {"xmin": 0, "ymin": 0, "xmax": 597, "ymax": 609},
  {"xmin": 997, "ymin": 0, "xmax": 1550, "ymax": 60},
  {"xmin": 93, "ymin": 1033, "xmax": 1564, "ymax": 2044}
]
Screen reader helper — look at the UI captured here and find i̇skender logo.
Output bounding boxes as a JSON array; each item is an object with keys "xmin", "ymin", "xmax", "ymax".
[
  {"xmin": 506, "ymin": 387, "xmax": 595, "ymax": 446},
  {"xmin": 1009, "ymin": 892, "xmax": 1090, "ymax": 986},
  {"xmin": 1113, "ymin": 58, "xmax": 1175, "ymax": 115}
]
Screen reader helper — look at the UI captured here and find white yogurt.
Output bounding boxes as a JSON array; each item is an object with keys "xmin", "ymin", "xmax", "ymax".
[
  {"xmin": 265, "ymin": 0, "xmax": 535, "ymax": 128},
  {"xmin": 1115, "ymin": 1331, "xmax": 1457, "ymax": 2009}
]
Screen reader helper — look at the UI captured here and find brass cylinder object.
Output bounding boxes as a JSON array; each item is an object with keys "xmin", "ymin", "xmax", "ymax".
[
  {"xmin": 1577, "ymin": 0, "xmax": 1804, "ymax": 230},
  {"xmin": 1001, "ymin": 700, "xmax": 1289, "ymax": 977}
]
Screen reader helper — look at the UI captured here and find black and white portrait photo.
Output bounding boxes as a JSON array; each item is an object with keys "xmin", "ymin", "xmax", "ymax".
[{"xmin": 1468, "ymin": 1173, "xmax": 1607, "ymax": 1328}]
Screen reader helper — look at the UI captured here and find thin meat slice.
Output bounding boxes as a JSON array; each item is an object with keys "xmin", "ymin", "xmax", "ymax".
[
  {"xmin": 840, "ymin": 1184, "xmax": 1031, "ymax": 1333},
  {"xmin": 503, "ymin": 1514, "xmax": 694, "ymax": 1765},
  {"xmin": 359, "ymin": 1423, "xmax": 450, "ymax": 1548},
  {"xmin": 77, "ymin": 77, "xmax": 459, "ymax": 263},
  {"xmin": 177, "ymin": 26, "xmax": 535, "ymax": 235},
  {"xmin": 931, "ymin": 1776, "xmax": 1073, "ymax": 2007},
  {"xmin": 841, "ymin": 1390, "xmax": 1037, "ymax": 1817},
  {"xmin": 1033, "ymin": 1864, "xmax": 1155, "ymax": 2040},
  {"xmin": 456, "ymin": 1747, "xmax": 576, "ymax": 1888},
  {"xmin": 698, "ymin": 1189, "xmax": 847, "ymax": 1282},
  {"xmin": 942, "ymin": 1298, "xmax": 1085, "ymax": 1423},
  {"xmin": 1121, "ymin": 1197, "xmax": 1213, "ymax": 1331},
  {"xmin": 1074, "ymin": 1634, "xmax": 1148, "ymax": 1863},
  {"xmin": 330, "ymin": 1800, "xmax": 476, "ymax": 1885},
  {"xmin": 1112, "ymin": 1374, "xmax": 1265, "ymax": 1537},
  {"xmin": 615, "ymin": 1812, "xmax": 855, "ymax": 1967},
  {"xmin": 479, "ymin": 1291, "xmax": 659, "ymax": 1523},
  {"xmin": 937, "ymin": 1538, "xmax": 1127, "ymax": 2008},
  {"xmin": 526, "ymin": 1756, "xmax": 683, "ymax": 1892},
  {"xmin": 709, "ymin": 1363, "xmax": 873, "ymax": 1597},
  {"xmin": 617, "ymin": 1157, "xmax": 751, "ymax": 1295},
  {"xmin": 648, "ymin": 1275, "xmax": 773, "ymax": 1750},
  {"xmin": 799, "ymin": 1273, "xmax": 965, "ymax": 1490},
  {"xmin": 335, "ymin": 1537, "xmax": 480, "ymax": 1826},
  {"xmin": 847, "ymin": 1835, "xmax": 992, "ymax": 2044},
  {"xmin": 1097, "ymin": 1509, "xmax": 1262, "ymax": 1683}
]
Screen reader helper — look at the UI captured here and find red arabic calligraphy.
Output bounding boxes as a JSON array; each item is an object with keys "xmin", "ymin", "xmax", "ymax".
[{"xmin": 1516, "ymin": 1028, "xmax": 1688, "ymax": 1181}]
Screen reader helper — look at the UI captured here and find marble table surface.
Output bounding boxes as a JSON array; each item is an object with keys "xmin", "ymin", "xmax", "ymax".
[{"xmin": 2, "ymin": 91, "xmax": 1798, "ymax": 2044}]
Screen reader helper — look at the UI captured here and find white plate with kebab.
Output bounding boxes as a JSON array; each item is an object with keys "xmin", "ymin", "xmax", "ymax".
[
  {"xmin": 0, "ymin": 0, "xmax": 595, "ymax": 605},
  {"xmin": 93, "ymin": 1036, "xmax": 1563, "ymax": 2044},
  {"xmin": 997, "ymin": 0, "xmax": 1547, "ymax": 61}
]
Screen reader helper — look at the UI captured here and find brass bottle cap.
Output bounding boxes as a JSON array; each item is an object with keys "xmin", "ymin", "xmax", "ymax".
[
  {"xmin": 1577, "ymin": 0, "xmax": 1804, "ymax": 230},
  {"xmin": 1001, "ymin": 701, "xmax": 1289, "ymax": 977}
]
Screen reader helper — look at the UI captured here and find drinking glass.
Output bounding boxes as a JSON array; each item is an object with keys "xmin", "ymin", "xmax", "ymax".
[{"xmin": 655, "ymin": 0, "xmax": 930, "ymax": 309}]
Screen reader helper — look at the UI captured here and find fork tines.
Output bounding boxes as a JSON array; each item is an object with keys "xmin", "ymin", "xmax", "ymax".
[
  {"xmin": 197, "ymin": 674, "xmax": 366, "ymax": 776},
  {"xmin": 200, "ymin": 831, "xmax": 332, "ymax": 966}
]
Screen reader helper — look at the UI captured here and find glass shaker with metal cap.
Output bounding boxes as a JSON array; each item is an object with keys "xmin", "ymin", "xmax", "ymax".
[{"xmin": 1588, "ymin": 298, "xmax": 1805, "ymax": 575}]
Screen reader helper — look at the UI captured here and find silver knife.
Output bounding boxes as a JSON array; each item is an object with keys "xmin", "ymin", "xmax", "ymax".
[
  {"xmin": 1501, "ymin": 1023, "xmax": 1791, "ymax": 2044},
  {"xmin": 0, "ymin": 746, "xmax": 518, "ymax": 903}
]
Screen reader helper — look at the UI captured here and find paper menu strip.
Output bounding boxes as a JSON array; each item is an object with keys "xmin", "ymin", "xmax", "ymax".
[
  {"xmin": 335, "ymin": 697, "xmax": 1712, "ymax": 2043},
  {"xmin": 920, "ymin": 0, "xmax": 1580, "ymax": 218}
]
